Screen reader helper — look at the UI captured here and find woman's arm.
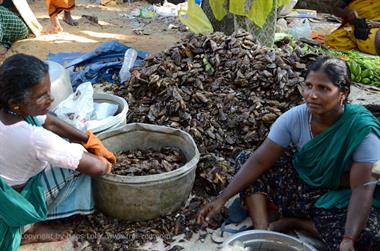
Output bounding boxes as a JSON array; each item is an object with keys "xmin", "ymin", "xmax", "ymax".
[
  {"xmin": 43, "ymin": 113, "xmax": 88, "ymax": 143},
  {"xmin": 341, "ymin": 163, "xmax": 376, "ymax": 248},
  {"xmin": 197, "ymin": 139, "xmax": 285, "ymax": 225},
  {"xmin": 76, "ymin": 152, "xmax": 110, "ymax": 176}
]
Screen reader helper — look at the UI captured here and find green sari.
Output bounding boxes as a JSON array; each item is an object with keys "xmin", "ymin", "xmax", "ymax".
[
  {"xmin": 0, "ymin": 116, "xmax": 47, "ymax": 251},
  {"xmin": 293, "ymin": 104, "xmax": 380, "ymax": 209}
]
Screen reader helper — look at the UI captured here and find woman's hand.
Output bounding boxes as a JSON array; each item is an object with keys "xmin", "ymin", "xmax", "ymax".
[
  {"xmin": 82, "ymin": 130, "xmax": 116, "ymax": 163},
  {"xmin": 340, "ymin": 238, "xmax": 355, "ymax": 251},
  {"xmin": 341, "ymin": 8, "xmax": 358, "ymax": 25},
  {"xmin": 197, "ymin": 197, "xmax": 226, "ymax": 227}
]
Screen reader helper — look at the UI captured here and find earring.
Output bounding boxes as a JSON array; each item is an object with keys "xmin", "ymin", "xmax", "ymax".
[{"xmin": 340, "ymin": 96, "xmax": 345, "ymax": 106}]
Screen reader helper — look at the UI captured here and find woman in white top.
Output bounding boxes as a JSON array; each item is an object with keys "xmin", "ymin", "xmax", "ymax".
[{"xmin": 0, "ymin": 53, "xmax": 115, "ymax": 250}]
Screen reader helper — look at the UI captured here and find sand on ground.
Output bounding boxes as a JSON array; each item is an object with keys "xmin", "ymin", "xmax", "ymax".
[{"xmin": 5, "ymin": 0, "xmax": 183, "ymax": 60}]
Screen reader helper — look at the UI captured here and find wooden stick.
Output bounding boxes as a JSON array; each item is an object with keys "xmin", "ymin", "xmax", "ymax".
[{"xmin": 12, "ymin": 0, "xmax": 43, "ymax": 37}]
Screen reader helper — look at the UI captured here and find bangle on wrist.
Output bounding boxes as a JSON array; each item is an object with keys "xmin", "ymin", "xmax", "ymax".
[{"xmin": 342, "ymin": 234, "xmax": 355, "ymax": 241}]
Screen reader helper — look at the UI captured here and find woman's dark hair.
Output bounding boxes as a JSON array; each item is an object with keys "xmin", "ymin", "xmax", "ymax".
[
  {"xmin": 0, "ymin": 54, "xmax": 49, "ymax": 110},
  {"xmin": 306, "ymin": 56, "xmax": 351, "ymax": 100}
]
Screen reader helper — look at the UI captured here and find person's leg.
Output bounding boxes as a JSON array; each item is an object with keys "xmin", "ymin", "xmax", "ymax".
[
  {"xmin": 356, "ymin": 27, "xmax": 379, "ymax": 55},
  {"xmin": 21, "ymin": 166, "xmax": 94, "ymax": 244},
  {"xmin": 325, "ymin": 27, "xmax": 357, "ymax": 52},
  {"xmin": 269, "ymin": 217, "xmax": 319, "ymax": 237},
  {"xmin": 42, "ymin": 167, "xmax": 94, "ymax": 220},
  {"xmin": 46, "ymin": 0, "xmax": 76, "ymax": 31},
  {"xmin": 49, "ymin": 14, "xmax": 63, "ymax": 33},
  {"xmin": 63, "ymin": 10, "xmax": 78, "ymax": 26},
  {"xmin": 236, "ymin": 151, "xmax": 305, "ymax": 231},
  {"xmin": 244, "ymin": 193, "xmax": 268, "ymax": 229}
]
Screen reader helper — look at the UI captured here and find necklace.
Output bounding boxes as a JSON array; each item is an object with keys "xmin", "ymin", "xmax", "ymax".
[
  {"xmin": 308, "ymin": 106, "xmax": 345, "ymax": 139},
  {"xmin": 6, "ymin": 109, "xmax": 18, "ymax": 116},
  {"xmin": 308, "ymin": 113, "xmax": 313, "ymax": 139}
]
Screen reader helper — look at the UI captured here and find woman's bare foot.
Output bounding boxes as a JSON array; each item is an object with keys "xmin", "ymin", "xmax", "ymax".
[
  {"xmin": 269, "ymin": 217, "xmax": 320, "ymax": 238},
  {"xmin": 269, "ymin": 217, "xmax": 296, "ymax": 233},
  {"xmin": 63, "ymin": 11, "xmax": 78, "ymax": 26},
  {"xmin": 21, "ymin": 222, "xmax": 72, "ymax": 244},
  {"xmin": 49, "ymin": 15, "xmax": 63, "ymax": 33}
]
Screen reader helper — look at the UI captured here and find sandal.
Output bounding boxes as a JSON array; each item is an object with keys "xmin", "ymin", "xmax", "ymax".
[{"xmin": 211, "ymin": 217, "xmax": 253, "ymax": 244}]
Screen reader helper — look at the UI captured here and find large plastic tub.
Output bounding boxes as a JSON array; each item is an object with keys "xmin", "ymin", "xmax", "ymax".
[
  {"xmin": 223, "ymin": 230, "xmax": 317, "ymax": 251},
  {"xmin": 94, "ymin": 123, "xmax": 200, "ymax": 221}
]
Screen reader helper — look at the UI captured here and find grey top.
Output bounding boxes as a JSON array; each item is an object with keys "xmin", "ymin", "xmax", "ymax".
[{"xmin": 268, "ymin": 104, "xmax": 380, "ymax": 164}]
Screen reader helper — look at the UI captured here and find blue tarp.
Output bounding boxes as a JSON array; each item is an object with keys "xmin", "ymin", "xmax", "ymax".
[{"xmin": 48, "ymin": 41, "xmax": 149, "ymax": 89}]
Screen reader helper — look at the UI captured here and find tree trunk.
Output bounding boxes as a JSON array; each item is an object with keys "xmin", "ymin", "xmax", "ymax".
[{"xmin": 201, "ymin": 0, "xmax": 234, "ymax": 35}]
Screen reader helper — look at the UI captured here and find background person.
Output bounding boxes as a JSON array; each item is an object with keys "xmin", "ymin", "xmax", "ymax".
[
  {"xmin": 46, "ymin": 0, "xmax": 78, "ymax": 33},
  {"xmin": 325, "ymin": 0, "xmax": 380, "ymax": 55},
  {"xmin": 0, "ymin": 0, "xmax": 29, "ymax": 57}
]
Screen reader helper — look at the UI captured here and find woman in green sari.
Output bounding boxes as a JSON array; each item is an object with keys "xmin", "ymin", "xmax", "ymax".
[
  {"xmin": 0, "ymin": 0, "xmax": 29, "ymax": 57},
  {"xmin": 198, "ymin": 56, "xmax": 380, "ymax": 251}
]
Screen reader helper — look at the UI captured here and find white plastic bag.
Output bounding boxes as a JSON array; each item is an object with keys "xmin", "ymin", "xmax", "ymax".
[
  {"xmin": 91, "ymin": 102, "xmax": 118, "ymax": 120},
  {"xmin": 84, "ymin": 102, "xmax": 119, "ymax": 131},
  {"xmin": 53, "ymin": 82, "xmax": 94, "ymax": 130},
  {"xmin": 288, "ymin": 18, "xmax": 312, "ymax": 39}
]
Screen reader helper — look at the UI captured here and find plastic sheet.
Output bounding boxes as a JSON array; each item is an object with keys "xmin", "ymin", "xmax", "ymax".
[{"xmin": 48, "ymin": 41, "xmax": 149, "ymax": 89}]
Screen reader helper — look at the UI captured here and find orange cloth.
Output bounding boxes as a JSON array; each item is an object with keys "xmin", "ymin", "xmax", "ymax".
[
  {"xmin": 82, "ymin": 130, "xmax": 117, "ymax": 164},
  {"xmin": 45, "ymin": 0, "xmax": 75, "ymax": 17}
]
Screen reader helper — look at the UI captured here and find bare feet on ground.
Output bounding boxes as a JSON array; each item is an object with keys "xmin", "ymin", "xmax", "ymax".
[
  {"xmin": 63, "ymin": 11, "xmax": 79, "ymax": 26},
  {"xmin": 21, "ymin": 222, "xmax": 72, "ymax": 245},
  {"xmin": 49, "ymin": 15, "xmax": 63, "ymax": 33}
]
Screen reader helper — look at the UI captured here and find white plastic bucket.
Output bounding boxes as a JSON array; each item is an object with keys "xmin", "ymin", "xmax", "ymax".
[
  {"xmin": 47, "ymin": 61, "xmax": 73, "ymax": 110},
  {"xmin": 92, "ymin": 93, "xmax": 129, "ymax": 134}
]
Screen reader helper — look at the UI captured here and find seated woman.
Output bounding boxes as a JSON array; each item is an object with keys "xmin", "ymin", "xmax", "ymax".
[
  {"xmin": 325, "ymin": 0, "xmax": 380, "ymax": 55},
  {"xmin": 0, "ymin": 0, "xmax": 30, "ymax": 57},
  {"xmin": 198, "ymin": 56, "xmax": 380, "ymax": 251},
  {"xmin": 0, "ymin": 54, "xmax": 116, "ymax": 250}
]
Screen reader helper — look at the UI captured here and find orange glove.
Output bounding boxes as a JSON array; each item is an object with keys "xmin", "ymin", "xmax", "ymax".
[
  {"xmin": 100, "ymin": 156, "xmax": 113, "ymax": 174},
  {"xmin": 82, "ymin": 130, "xmax": 116, "ymax": 163}
]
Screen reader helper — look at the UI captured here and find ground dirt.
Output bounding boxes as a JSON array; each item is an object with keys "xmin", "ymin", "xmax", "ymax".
[{"xmin": 5, "ymin": 0, "xmax": 183, "ymax": 60}]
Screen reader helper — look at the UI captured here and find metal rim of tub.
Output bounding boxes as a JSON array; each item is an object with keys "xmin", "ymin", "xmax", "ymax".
[
  {"xmin": 223, "ymin": 230, "xmax": 317, "ymax": 251},
  {"xmin": 96, "ymin": 123, "xmax": 200, "ymax": 184}
]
